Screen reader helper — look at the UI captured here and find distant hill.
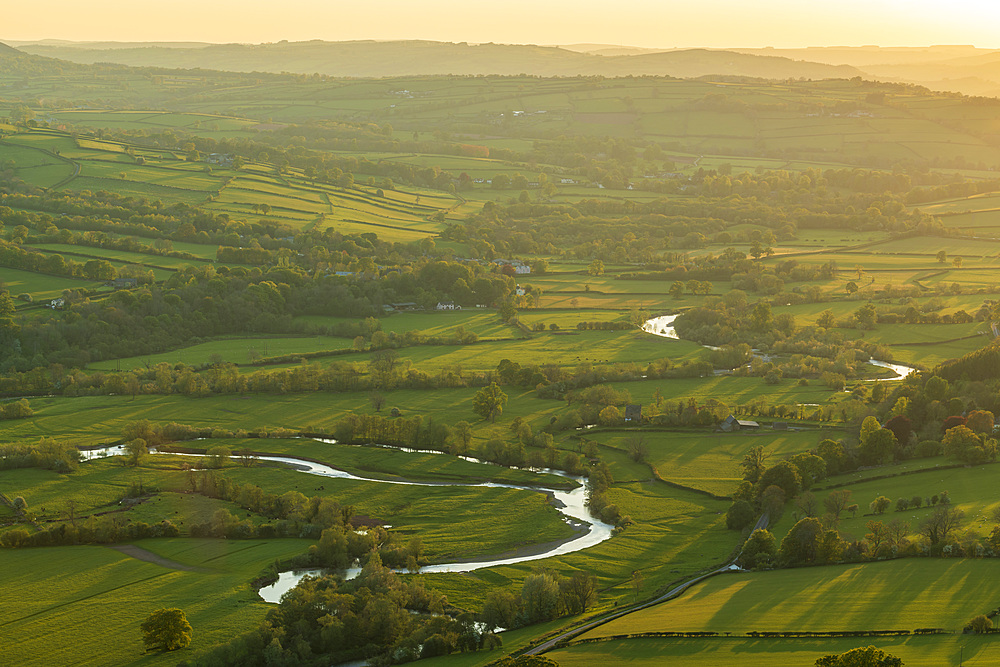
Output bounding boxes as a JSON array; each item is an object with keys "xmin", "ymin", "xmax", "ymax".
[
  {"xmin": 10, "ymin": 39, "xmax": 862, "ymax": 80},
  {"xmin": 5, "ymin": 39, "xmax": 213, "ymax": 50},
  {"xmin": 733, "ymin": 45, "xmax": 997, "ymax": 67},
  {"xmin": 730, "ymin": 46, "xmax": 1000, "ymax": 97}
]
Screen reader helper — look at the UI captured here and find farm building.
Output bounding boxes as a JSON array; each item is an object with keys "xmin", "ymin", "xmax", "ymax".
[
  {"xmin": 436, "ymin": 301, "xmax": 460, "ymax": 311},
  {"xmin": 107, "ymin": 277, "xmax": 138, "ymax": 290},
  {"xmin": 719, "ymin": 415, "xmax": 759, "ymax": 432},
  {"xmin": 625, "ymin": 404, "xmax": 642, "ymax": 422},
  {"xmin": 492, "ymin": 259, "xmax": 531, "ymax": 275}
]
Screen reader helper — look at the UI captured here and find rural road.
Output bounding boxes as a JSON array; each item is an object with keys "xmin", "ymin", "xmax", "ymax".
[{"xmin": 523, "ymin": 512, "xmax": 769, "ymax": 656}]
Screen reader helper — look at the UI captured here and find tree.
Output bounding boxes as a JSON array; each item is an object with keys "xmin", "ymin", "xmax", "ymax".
[
  {"xmin": 740, "ymin": 445, "xmax": 768, "ymax": 483},
  {"xmin": 924, "ymin": 375, "xmax": 949, "ymax": 401},
  {"xmin": 473, "ymin": 382, "xmax": 508, "ymax": 423},
  {"xmin": 919, "ymin": 506, "xmax": 964, "ymax": 547},
  {"xmin": 140, "ymin": 608, "xmax": 192, "ymax": 652},
  {"xmin": 587, "ymin": 259, "xmax": 604, "ymax": 276},
  {"xmin": 726, "ymin": 499, "xmax": 755, "ymax": 530},
  {"xmin": 598, "ymin": 405, "xmax": 622, "ymax": 426},
  {"xmin": 778, "ymin": 517, "xmax": 824, "ymax": 565},
  {"xmin": 789, "ymin": 452, "xmax": 827, "ymax": 489},
  {"xmin": 817, "ymin": 309, "xmax": 836, "ymax": 329},
  {"xmin": 966, "ymin": 410, "xmax": 995, "ymax": 435},
  {"xmin": 966, "ymin": 614, "xmax": 993, "ymax": 634},
  {"xmin": 238, "ymin": 447, "xmax": 257, "ymax": 468},
  {"xmin": 749, "ymin": 302, "xmax": 773, "ymax": 331},
  {"xmin": 853, "ymin": 303, "xmax": 877, "ymax": 330},
  {"xmin": 870, "ymin": 495, "xmax": 891, "ymax": 515},
  {"xmin": 369, "ymin": 391, "xmax": 386, "ymax": 412},
  {"xmin": 738, "ymin": 528, "xmax": 776, "ymax": 568},
  {"xmin": 480, "ymin": 589, "xmax": 519, "ymax": 630},
  {"xmin": 943, "ymin": 424, "xmax": 997, "ymax": 464},
  {"xmin": 626, "ymin": 434, "xmax": 648, "ymax": 463},
  {"xmin": 562, "ymin": 570, "xmax": 598, "ymax": 613},
  {"xmin": 936, "ymin": 250, "xmax": 948, "ymax": 264},
  {"xmin": 755, "ymin": 460, "xmax": 801, "ymax": 500},
  {"xmin": 883, "ymin": 415, "xmax": 912, "ymax": 451},
  {"xmin": 124, "ymin": 438, "xmax": 148, "ymax": 467},
  {"xmin": 816, "ymin": 439, "xmax": 846, "ymax": 475},
  {"xmin": 815, "ymin": 645, "xmax": 903, "ymax": 666},
  {"xmin": 520, "ymin": 573, "xmax": 562, "ymax": 623},
  {"xmin": 795, "ymin": 491, "xmax": 818, "ymax": 517},
  {"xmin": 859, "ymin": 420, "xmax": 896, "ymax": 466},
  {"xmin": 206, "ymin": 445, "xmax": 231, "ymax": 469},
  {"xmin": 823, "ymin": 490, "xmax": 853, "ymax": 520}
]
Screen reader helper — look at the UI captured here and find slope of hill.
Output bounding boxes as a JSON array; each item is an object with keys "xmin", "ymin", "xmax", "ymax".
[{"xmin": 12, "ymin": 39, "xmax": 862, "ymax": 80}]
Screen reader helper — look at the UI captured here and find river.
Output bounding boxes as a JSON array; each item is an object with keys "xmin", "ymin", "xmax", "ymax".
[
  {"xmin": 641, "ymin": 313, "xmax": 916, "ymax": 379},
  {"xmin": 78, "ymin": 443, "xmax": 614, "ymax": 603}
]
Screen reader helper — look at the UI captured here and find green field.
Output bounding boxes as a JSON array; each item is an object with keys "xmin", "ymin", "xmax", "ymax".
[
  {"xmin": 547, "ymin": 635, "xmax": 997, "ymax": 667},
  {"xmin": 0, "ymin": 539, "xmax": 314, "ymax": 667},
  {"xmin": 590, "ymin": 428, "xmax": 834, "ymax": 497},
  {"xmin": 585, "ymin": 559, "xmax": 1000, "ymax": 637},
  {"xmin": 0, "ymin": 266, "xmax": 102, "ymax": 299},
  {"xmin": 86, "ymin": 334, "xmax": 353, "ymax": 370}
]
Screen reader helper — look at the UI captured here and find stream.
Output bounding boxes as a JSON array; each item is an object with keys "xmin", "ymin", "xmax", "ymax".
[
  {"xmin": 79, "ymin": 443, "xmax": 614, "ymax": 603},
  {"xmin": 642, "ymin": 314, "xmax": 916, "ymax": 380}
]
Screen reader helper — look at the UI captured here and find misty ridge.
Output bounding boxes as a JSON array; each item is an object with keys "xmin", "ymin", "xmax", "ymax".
[{"xmin": 4, "ymin": 39, "xmax": 1000, "ymax": 96}]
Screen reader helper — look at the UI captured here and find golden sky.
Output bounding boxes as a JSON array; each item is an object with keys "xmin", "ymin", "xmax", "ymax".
[{"xmin": 3, "ymin": 0, "xmax": 1000, "ymax": 48}]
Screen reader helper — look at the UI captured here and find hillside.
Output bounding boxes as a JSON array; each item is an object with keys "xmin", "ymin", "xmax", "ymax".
[{"xmin": 12, "ymin": 39, "xmax": 863, "ymax": 80}]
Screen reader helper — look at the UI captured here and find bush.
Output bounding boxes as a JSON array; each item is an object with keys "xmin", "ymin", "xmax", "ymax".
[{"xmin": 726, "ymin": 500, "xmax": 755, "ymax": 530}]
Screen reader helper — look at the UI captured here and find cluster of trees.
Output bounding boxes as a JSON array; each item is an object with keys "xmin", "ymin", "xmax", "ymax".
[
  {"xmin": 676, "ymin": 290, "xmax": 892, "ymax": 376},
  {"xmin": 480, "ymin": 570, "xmax": 600, "ymax": 631},
  {"xmin": 0, "ymin": 437, "xmax": 81, "ymax": 473},
  {"xmin": 814, "ymin": 646, "xmax": 903, "ymax": 667},
  {"xmin": 1, "ymin": 516, "xmax": 181, "ymax": 549},
  {"xmin": 0, "ymin": 398, "xmax": 33, "ymax": 420},
  {"xmin": 188, "ymin": 558, "xmax": 500, "ymax": 666},
  {"xmin": 333, "ymin": 413, "xmax": 452, "ymax": 452}
]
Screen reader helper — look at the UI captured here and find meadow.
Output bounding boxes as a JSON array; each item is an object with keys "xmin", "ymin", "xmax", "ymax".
[
  {"xmin": 546, "ymin": 635, "xmax": 994, "ymax": 667},
  {"xmin": 0, "ymin": 539, "xmax": 314, "ymax": 667},
  {"xmin": 583, "ymin": 559, "xmax": 1000, "ymax": 636}
]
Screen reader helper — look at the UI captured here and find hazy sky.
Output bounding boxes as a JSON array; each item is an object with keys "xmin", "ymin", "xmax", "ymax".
[{"xmin": 4, "ymin": 0, "xmax": 1000, "ymax": 48}]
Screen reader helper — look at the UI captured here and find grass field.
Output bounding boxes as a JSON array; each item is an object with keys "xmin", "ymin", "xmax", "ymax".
[
  {"xmin": 86, "ymin": 334, "xmax": 354, "ymax": 370},
  {"xmin": 583, "ymin": 559, "xmax": 1000, "ymax": 638},
  {"xmin": 0, "ymin": 539, "xmax": 314, "ymax": 667},
  {"xmin": 0, "ymin": 266, "xmax": 102, "ymax": 299},
  {"xmin": 589, "ymin": 428, "xmax": 835, "ymax": 497},
  {"xmin": 546, "ymin": 635, "xmax": 997, "ymax": 667}
]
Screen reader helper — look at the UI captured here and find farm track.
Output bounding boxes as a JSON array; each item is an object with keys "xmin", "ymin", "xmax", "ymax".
[{"xmin": 106, "ymin": 544, "xmax": 211, "ymax": 572}]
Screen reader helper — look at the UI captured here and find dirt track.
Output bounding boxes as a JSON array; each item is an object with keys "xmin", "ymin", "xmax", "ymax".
[{"xmin": 107, "ymin": 544, "xmax": 209, "ymax": 572}]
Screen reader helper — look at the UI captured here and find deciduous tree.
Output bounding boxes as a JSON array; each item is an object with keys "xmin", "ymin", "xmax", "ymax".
[{"xmin": 140, "ymin": 608, "xmax": 192, "ymax": 652}]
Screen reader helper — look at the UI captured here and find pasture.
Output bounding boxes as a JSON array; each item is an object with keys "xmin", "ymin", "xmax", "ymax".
[
  {"xmin": 0, "ymin": 539, "xmax": 314, "ymax": 667},
  {"xmin": 86, "ymin": 334, "xmax": 354, "ymax": 370},
  {"xmin": 589, "ymin": 428, "xmax": 833, "ymax": 497},
  {"xmin": 546, "ymin": 635, "xmax": 994, "ymax": 667},
  {"xmin": 582, "ymin": 559, "xmax": 1000, "ymax": 637}
]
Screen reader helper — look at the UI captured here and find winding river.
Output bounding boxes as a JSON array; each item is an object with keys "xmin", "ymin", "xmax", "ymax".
[
  {"xmin": 642, "ymin": 314, "xmax": 916, "ymax": 380},
  {"xmin": 80, "ymin": 444, "xmax": 614, "ymax": 603}
]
